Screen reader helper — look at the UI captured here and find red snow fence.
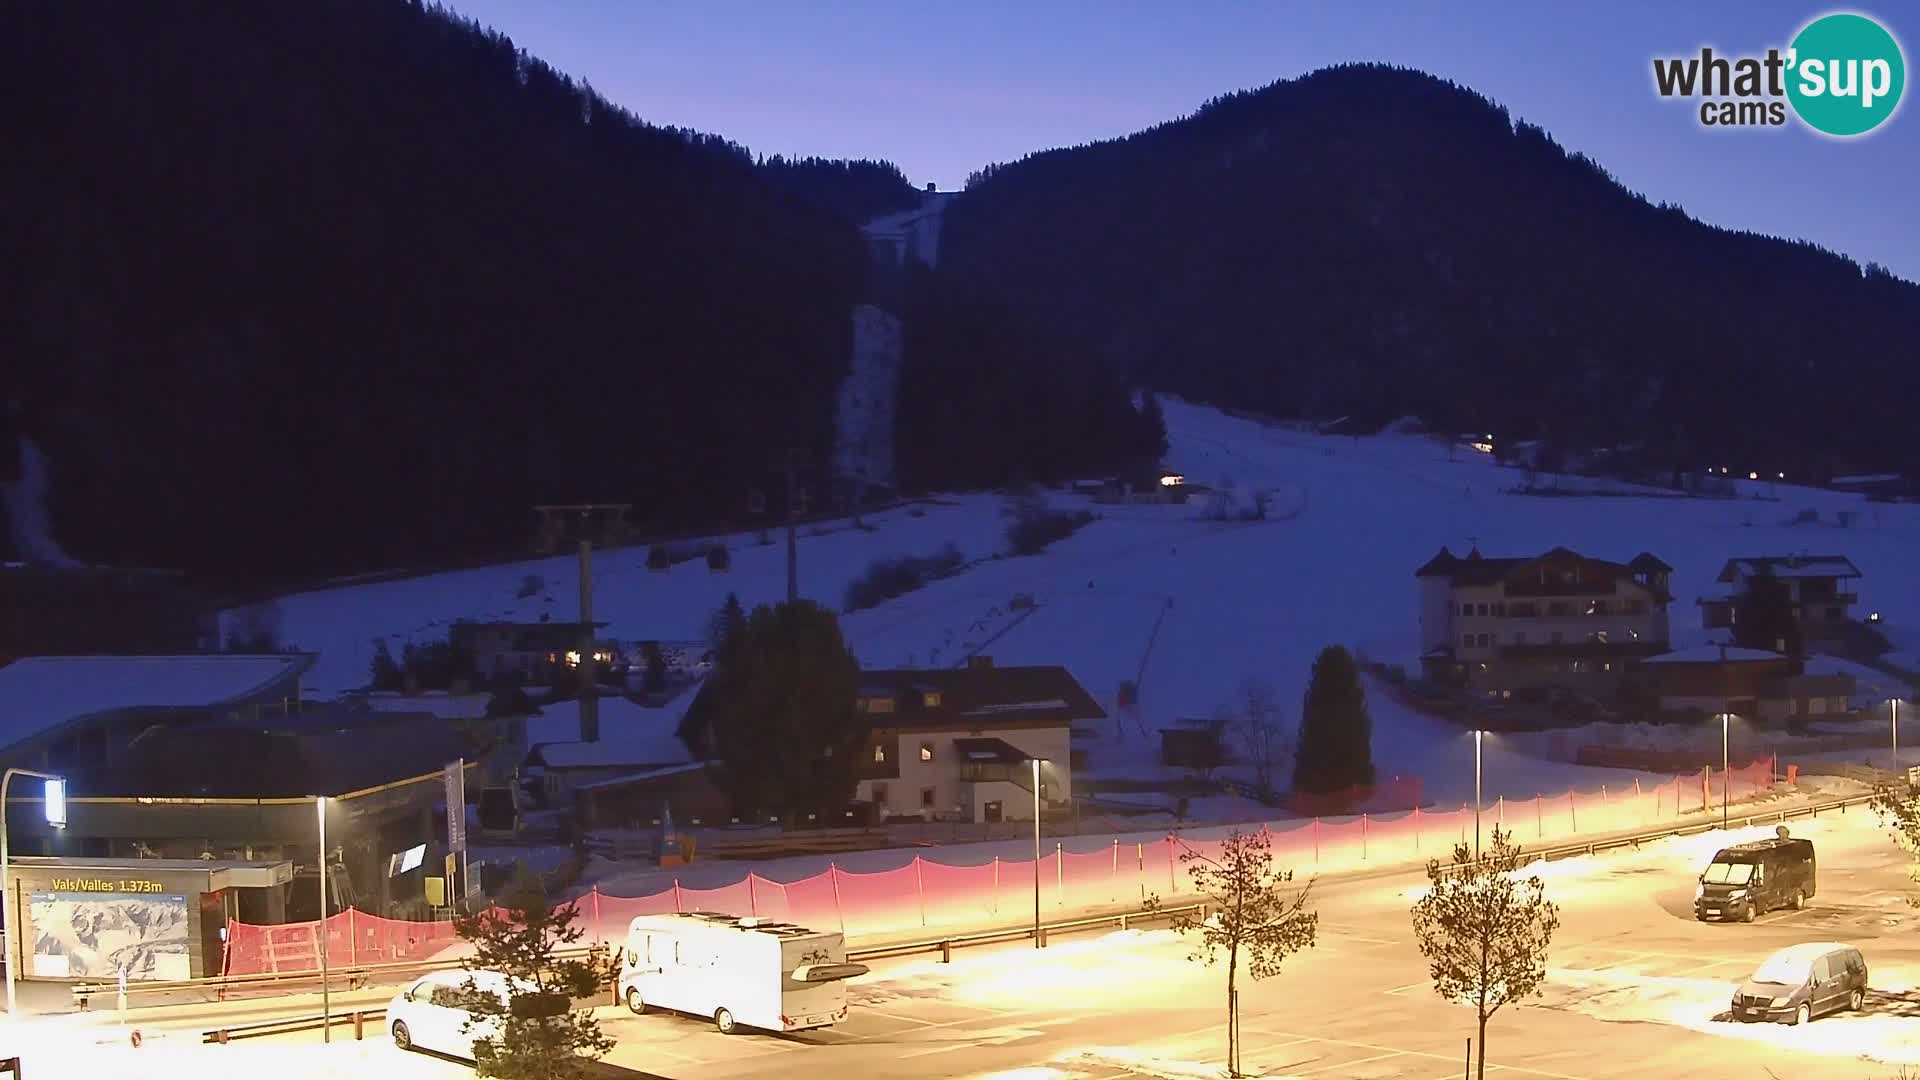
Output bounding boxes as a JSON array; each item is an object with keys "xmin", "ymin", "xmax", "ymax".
[{"xmin": 220, "ymin": 757, "xmax": 1780, "ymax": 975}]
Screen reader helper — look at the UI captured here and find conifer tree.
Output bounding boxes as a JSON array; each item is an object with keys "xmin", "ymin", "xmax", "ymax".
[{"xmin": 1293, "ymin": 645, "xmax": 1375, "ymax": 795}]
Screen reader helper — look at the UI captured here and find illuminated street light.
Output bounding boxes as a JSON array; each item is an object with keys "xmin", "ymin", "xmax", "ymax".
[
  {"xmin": 1728, "ymin": 711, "xmax": 1743, "ymax": 826},
  {"xmin": 2, "ymin": 768, "xmax": 67, "ymax": 1015},
  {"xmin": 317, "ymin": 795, "xmax": 332, "ymax": 1041},
  {"xmin": 1473, "ymin": 729, "xmax": 1484, "ymax": 860},
  {"xmin": 1031, "ymin": 758, "xmax": 1045, "ymax": 948}
]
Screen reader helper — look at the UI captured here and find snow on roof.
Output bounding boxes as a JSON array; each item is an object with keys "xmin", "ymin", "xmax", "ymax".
[
  {"xmin": 528, "ymin": 695, "xmax": 694, "ymax": 769},
  {"xmin": 962, "ymin": 699, "xmax": 1072, "ymax": 716},
  {"xmin": 1722, "ymin": 555, "xmax": 1861, "ymax": 580},
  {"xmin": 348, "ymin": 690, "xmax": 491, "ymax": 720},
  {"xmin": 1830, "ymin": 474, "xmax": 1902, "ymax": 486},
  {"xmin": 578, "ymin": 762, "xmax": 709, "ymax": 790},
  {"xmin": 0, "ymin": 653, "xmax": 315, "ymax": 753},
  {"xmin": 1640, "ymin": 645, "xmax": 1783, "ymax": 664}
]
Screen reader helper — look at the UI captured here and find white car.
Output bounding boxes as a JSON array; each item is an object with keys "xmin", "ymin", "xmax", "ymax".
[{"xmin": 388, "ymin": 969, "xmax": 525, "ymax": 1060}]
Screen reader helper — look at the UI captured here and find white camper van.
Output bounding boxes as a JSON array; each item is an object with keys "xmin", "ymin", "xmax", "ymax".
[{"xmin": 617, "ymin": 911, "xmax": 869, "ymax": 1034}]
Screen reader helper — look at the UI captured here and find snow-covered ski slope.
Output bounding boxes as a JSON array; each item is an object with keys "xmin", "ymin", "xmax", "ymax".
[{"xmin": 266, "ymin": 397, "xmax": 1920, "ymax": 806}]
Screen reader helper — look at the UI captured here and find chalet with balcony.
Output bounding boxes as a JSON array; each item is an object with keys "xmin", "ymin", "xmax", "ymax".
[
  {"xmin": 1416, "ymin": 546, "xmax": 1672, "ymax": 692},
  {"xmin": 853, "ymin": 658, "xmax": 1104, "ymax": 823},
  {"xmin": 1698, "ymin": 555, "xmax": 1862, "ymax": 642}
]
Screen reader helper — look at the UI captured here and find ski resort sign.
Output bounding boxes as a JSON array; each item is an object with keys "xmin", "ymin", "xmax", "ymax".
[{"xmin": 1652, "ymin": 11, "xmax": 1905, "ymax": 136}]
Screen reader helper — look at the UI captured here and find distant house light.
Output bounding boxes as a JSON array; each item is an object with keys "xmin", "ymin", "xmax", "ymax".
[
  {"xmin": 565, "ymin": 650, "xmax": 582, "ymax": 667},
  {"xmin": 1777, "ymin": 472, "xmax": 1786, "ymax": 480},
  {"xmin": 1749, "ymin": 471, "xmax": 1759, "ymax": 481},
  {"xmin": 1159, "ymin": 474, "xmax": 1185, "ymax": 487},
  {"xmin": 1870, "ymin": 611, "xmax": 1884, "ymax": 624}
]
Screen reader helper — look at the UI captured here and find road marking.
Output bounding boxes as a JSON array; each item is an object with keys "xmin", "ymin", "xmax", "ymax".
[
  {"xmin": 1288, "ymin": 1050, "xmax": 1407, "ymax": 1075},
  {"xmin": 1382, "ymin": 980, "xmax": 1428, "ymax": 996},
  {"xmin": 1235, "ymin": 1026, "xmax": 1590, "ymax": 1079}
]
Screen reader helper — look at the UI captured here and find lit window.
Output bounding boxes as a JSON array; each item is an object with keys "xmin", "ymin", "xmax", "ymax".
[
  {"xmin": 872, "ymin": 744, "xmax": 887, "ymax": 764},
  {"xmin": 919, "ymin": 743, "xmax": 933, "ymax": 762},
  {"xmin": 922, "ymin": 691, "xmax": 942, "ymax": 708}
]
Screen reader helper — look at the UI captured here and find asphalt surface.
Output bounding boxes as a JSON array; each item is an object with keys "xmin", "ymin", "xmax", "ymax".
[{"xmin": 22, "ymin": 795, "xmax": 1920, "ymax": 1079}]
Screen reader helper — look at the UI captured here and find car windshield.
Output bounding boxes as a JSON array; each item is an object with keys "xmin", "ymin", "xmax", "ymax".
[
  {"xmin": 1702, "ymin": 861, "xmax": 1754, "ymax": 885},
  {"xmin": 1752, "ymin": 954, "xmax": 1811, "ymax": 986}
]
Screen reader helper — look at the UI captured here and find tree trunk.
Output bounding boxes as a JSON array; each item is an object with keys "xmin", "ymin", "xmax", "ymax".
[
  {"xmin": 1476, "ymin": 1011, "xmax": 1488, "ymax": 1080},
  {"xmin": 1227, "ymin": 947, "xmax": 1239, "ymax": 1077}
]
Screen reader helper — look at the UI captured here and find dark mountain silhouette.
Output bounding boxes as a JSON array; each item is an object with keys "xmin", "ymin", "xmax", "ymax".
[
  {"xmin": 4, "ymin": 1, "xmax": 872, "ymax": 585},
  {"xmin": 937, "ymin": 64, "xmax": 1920, "ymax": 480},
  {"xmin": 758, "ymin": 156, "xmax": 923, "ymax": 226}
]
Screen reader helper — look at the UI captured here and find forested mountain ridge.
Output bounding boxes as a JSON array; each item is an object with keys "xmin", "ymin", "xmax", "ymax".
[
  {"xmin": 3, "ymin": 1, "xmax": 874, "ymax": 584},
  {"xmin": 938, "ymin": 64, "xmax": 1920, "ymax": 481}
]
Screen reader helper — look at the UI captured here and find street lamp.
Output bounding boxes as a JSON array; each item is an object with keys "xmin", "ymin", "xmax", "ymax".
[
  {"xmin": 2, "ymin": 768, "xmax": 67, "ymax": 1016},
  {"xmin": 1728, "ymin": 711, "xmax": 1743, "ymax": 826},
  {"xmin": 1473, "ymin": 730, "xmax": 1484, "ymax": 860},
  {"xmin": 1031, "ymin": 758, "xmax": 1044, "ymax": 949},
  {"xmin": 316, "ymin": 795, "xmax": 331, "ymax": 1042}
]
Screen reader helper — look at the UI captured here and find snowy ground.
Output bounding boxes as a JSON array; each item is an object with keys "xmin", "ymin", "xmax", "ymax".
[{"xmin": 261, "ymin": 396, "xmax": 1920, "ymax": 814}]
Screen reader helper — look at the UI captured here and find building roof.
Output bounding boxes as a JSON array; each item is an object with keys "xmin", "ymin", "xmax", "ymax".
[
  {"xmin": 0, "ymin": 653, "xmax": 316, "ymax": 755},
  {"xmin": 577, "ymin": 762, "xmax": 712, "ymax": 791},
  {"xmin": 951, "ymin": 736, "xmax": 1034, "ymax": 764},
  {"xmin": 76, "ymin": 723, "xmax": 476, "ymax": 798},
  {"xmin": 1414, "ymin": 546, "xmax": 1671, "ymax": 599},
  {"xmin": 528, "ymin": 694, "xmax": 696, "ymax": 770},
  {"xmin": 1717, "ymin": 556, "xmax": 1862, "ymax": 583},
  {"xmin": 858, "ymin": 665, "xmax": 1106, "ymax": 729},
  {"xmin": 1641, "ymin": 645, "xmax": 1786, "ymax": 665},
  {"xmin": 346, "ymin": 690, "xmax": 493, "ymax": 720}
]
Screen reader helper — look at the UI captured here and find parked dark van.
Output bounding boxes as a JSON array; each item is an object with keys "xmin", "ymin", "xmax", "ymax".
[
  {"xmin": 1730, "ymin": 943, "xmax": 1867, "ymax": 1025},
  {"xmin": 1694, "ymin": 836, "xmax": 1816, "ymax": 922}
]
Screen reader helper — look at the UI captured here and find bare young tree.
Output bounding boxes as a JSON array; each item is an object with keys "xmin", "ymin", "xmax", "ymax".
[
  {"xmin": 1230, "ymin": 677, "xmax": 1291, "ymax": 803},
  {"xmin": 1872, "ymin": 781, "xmax": 1920, "ymax": 905},
  {"xmin": 1409, "ymin": 826, "xmax": 1560, "ymax": 1080},
  {"xmin": 1149, "ymin": 828, "xmax": 1318, "ymax": 1077}
]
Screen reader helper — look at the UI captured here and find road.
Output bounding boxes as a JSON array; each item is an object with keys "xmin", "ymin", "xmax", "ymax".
[
  {"xmin": 588, "ymin": 808, "xmax": 1920, "ymax": 1078},
  {"xmin": 22, "ymin": 805, "xmax": 1920, "ymax": 1079}
]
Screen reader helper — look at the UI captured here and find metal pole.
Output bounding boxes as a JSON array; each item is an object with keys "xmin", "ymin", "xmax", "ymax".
[
  {"xmin": 1894, "ymin": 698, "xmax": 1900, "ymax": 770},
  {"xmin": 2, "ymin": 768, "xmax": 62, "ymax": 1017},
  {"xmin": 1721, "ymin": 715, "xmax": 1729, "ymax": 831},
  {"xmin": 318, "ymin": 796, "xmax": 331, "ymax": 1042},
  {"xmin": 1032, "ymin": 758, "xmax": 1042, "ymax": 948},
  {"xmin": 1473, "ymin": 731, "xmax": 1482, "ymax": 859}
]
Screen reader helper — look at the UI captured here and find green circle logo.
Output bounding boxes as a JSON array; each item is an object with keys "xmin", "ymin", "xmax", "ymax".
[{"xmin": 1787, "ymin": 13, "xmax": 1906, "ymax": 136}]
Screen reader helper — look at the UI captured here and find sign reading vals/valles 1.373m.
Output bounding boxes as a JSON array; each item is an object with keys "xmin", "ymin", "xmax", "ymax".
[{"xmin": 48, "ymin": 877, "xmax": 170, "ymax": 894}]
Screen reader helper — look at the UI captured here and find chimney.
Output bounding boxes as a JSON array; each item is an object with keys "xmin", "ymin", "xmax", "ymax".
[
  {"xmin": 967, "ymin": 655, "xmax": 994, "ymax": 670},
  {"xmin": 924, "ymin": 182, "xmax": 936, "ymax": 193}
]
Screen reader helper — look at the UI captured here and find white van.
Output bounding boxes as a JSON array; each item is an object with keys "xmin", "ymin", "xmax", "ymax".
[
  {"xmin": 617, "ymin": 911, "xmax": 869, "ymax": 1034},
  {"xmin": 387, "ymin": 969, "xmax": 527, "ymax": 1060}
]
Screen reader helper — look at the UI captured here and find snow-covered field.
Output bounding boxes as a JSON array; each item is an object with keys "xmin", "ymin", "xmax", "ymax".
[{"xmin": 261, "ymin": 397, "xmax": 1920, "ymax": 809}]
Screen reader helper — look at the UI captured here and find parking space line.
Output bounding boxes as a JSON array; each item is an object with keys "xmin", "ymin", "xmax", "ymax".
[
  {"xmin": 1288, "ymin": 1050, "xmax": 1406, "ymax": 1075},
  {"xmin": 1235, "ymin": 1027, "xmax": 1591, "ymax": 1079}
]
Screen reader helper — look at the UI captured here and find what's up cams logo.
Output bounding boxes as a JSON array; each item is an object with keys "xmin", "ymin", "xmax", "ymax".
[{"xmin": 1653, "ymin": 11, "xmax": 1905, "ymax": 136}]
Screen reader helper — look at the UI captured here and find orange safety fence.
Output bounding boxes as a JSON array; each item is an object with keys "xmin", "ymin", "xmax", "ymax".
[{"xmin": 221, "ymin": 755, "xmax": 1782, "ymax": 975}]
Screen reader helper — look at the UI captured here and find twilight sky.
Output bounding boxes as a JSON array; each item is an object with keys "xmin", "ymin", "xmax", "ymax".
[{"xmin": 448, "ymin": 1, "xmax": 1918, "ymax": 280}]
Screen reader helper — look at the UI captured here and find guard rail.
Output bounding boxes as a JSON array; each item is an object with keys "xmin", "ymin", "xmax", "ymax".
[{"xmin": 128, "ymin": 789, "xmax": 1883, "ymax": 1018}]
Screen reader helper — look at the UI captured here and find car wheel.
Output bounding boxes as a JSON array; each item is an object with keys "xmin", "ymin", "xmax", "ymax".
[
  {"xmin": 1792, "ymin": 889, "xmax": 1807, "ymax": 911},
  {"xmin": 1742, "ymin": 902, "xmax": 1756, "ymax": 923},
  {"xmin": 1793, "ymin": 1002, "xmax": 1810, "ymax": 1026},
  {"xmin": 1851, "ymin": 987, "xmax": 1865, "ymax": 1011},
  {"xmin": 392, "ymin": 1020, "xmax": 413, "ymax": 1051},
  {"xmin": 625, "ymin": 987, "xmax": 646, "ymax": 1015},
  {"xmin": 715, "ymin": 1007, "xmax": 738, "ymax": 1035}
]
